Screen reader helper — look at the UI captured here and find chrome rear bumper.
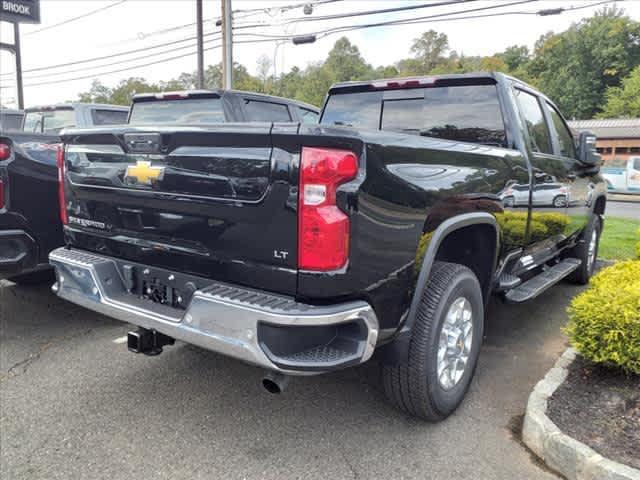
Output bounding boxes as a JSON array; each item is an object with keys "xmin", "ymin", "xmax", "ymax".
[{"xmin": 49, "ymin": 247, "xmax": 379, "ymax": 374}]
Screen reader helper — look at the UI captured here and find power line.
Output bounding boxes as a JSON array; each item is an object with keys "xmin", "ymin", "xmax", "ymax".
[
  {"xmin": 232, "ymin": 0, "xmax": 539, "ymax": 39},
  {"xmin": 0, "ymin": 0, "xmax": 336, "ymax": 77},
  {"xmin": 232, "ymin": 0, "xmax": 471, "ymax": 30},
  {"xmin": 230, "ymin": 0, "xmax": 617, "ymax": 44},
  {"xmin": 232, "ymin": 0, "xmax": 342, "ymax": 16},
  {"xmin": 0, "ymin": 31, "xmax": 220, "ymax": 77},
  {"xmin": 20, "ymin": 45, "xmax": 222, "ymax": 88},
  {"xmin": 16, "ymin": 36, "xmax": 222, "ymax": 80},
  {"xmin": 3, "ymin": 0, "xmax": 619, "ymax": 88},
  {"xmin": 24, "ymin": 1, "xmax": 129, "ymax": 36},
  {"xmin": 233, "ymin": 0, "xmax": 473, "ymax": 29}
]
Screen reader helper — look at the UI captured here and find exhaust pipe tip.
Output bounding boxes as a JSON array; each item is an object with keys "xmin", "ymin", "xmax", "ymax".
[{"xmin": 262, "ymin": 371, "xmax": 290, "ymax": 394}]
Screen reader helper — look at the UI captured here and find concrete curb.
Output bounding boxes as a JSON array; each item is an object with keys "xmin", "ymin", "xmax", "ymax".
[{"xmin": 522, "ymin": 348, "xmax": 640, "ymax": 480}]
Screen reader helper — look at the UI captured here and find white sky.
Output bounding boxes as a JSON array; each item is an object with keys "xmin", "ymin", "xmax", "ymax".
[{"xmin": 0, "ymin": 0, "xmax": 638, "ymax": 108}]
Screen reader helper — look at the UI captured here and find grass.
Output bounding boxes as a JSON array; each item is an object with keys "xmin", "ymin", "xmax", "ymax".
[{"xmin": 599, "ymin": 217, "xmax": 640, "ymax": 261}]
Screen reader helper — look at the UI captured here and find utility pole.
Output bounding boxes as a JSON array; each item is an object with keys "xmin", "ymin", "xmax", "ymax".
[
  {"xmin": 221, "ymin": 0, "xmax": 232, "ymax": 89},
  {"xmin": 13, "ymin": 24, "xmax": 24, "ymax": 110},
  {"xmin": 0, "ymin": 23, "xmax": 24, "ymax": 109},
  {"xmin": 196, "ymin": 0, "xmax": 204, "ymax": 89}
]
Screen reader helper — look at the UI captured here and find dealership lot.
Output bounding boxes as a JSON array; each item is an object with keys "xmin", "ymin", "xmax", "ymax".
[{"xmin": 0, "ymin": 278, "xmax": 588, "ymax": 480}]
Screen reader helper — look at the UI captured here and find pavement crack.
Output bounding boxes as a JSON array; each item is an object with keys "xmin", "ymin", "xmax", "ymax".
[{"xmin": 1, "ymin": 328, "xmax": 93, "ymax": 383}]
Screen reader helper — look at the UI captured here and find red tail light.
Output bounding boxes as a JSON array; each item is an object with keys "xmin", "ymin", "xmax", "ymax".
[
  {"xmin": 298, "ymin": 147, "xmax": 358, "ymax": 271},
  {"xmin": 0, "ymin": 142, "xmax": 10, "ymax": 161},
  {"xmin": 57, "ymin": 144, "xmax": 68, "ymax": 225}
]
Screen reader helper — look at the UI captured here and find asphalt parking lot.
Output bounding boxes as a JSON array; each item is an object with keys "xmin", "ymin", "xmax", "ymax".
[{"xmin": 0, "ymin": 278, "xmax": 589, "ymax": 480}]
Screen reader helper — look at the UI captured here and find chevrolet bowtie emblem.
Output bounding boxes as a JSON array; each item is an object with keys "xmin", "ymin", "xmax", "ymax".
[{"xmin": 124, "ymin": 161, "xmax": 164, "ymax": 186}]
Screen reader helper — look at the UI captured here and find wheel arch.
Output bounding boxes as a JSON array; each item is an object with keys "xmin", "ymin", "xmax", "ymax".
[{"xmin": 376, "ymin": 213, "xmax": 500, "ymax": 365}]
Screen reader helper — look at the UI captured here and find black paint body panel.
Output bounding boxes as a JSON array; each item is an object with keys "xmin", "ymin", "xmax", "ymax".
[{"xmin": 59, "ymin": 73, "xmax": 606, "ymax": 340}]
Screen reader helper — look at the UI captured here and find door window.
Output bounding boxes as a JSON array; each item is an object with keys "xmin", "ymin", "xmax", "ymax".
[
  {"xmin": 244, "ymin": 100, "xmax": 291, "ymax": 122},
  {"xmin": 545, "ymin": 102, "xmax": 576, "ymax": 159},
  {"xmin": 297, "ymin": 107, "xmax": 319, "ymax": 124},
  {"xmin": 514, "ymin": 89, "xmax": 552, "ymax": 154}
]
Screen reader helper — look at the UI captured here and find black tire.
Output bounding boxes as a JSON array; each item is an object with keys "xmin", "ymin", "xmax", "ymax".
[
  {"xmin": 7, "ymin": 268, "xmax": 55, "ymax": 286},
  {"xmin": 382, "ymin": 261, "xmax": 484, "ymax": 421},
  {"xmin": 552, "ymin": 195, "xmax": 567, "ymax": 208},
  {"xmin": 568, "ymin": 215, "xmax": 601, "ymax": 285}
]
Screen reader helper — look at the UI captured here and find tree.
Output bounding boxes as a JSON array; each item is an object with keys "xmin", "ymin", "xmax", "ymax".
[
  {"xmin": 323, "ymin": 37, "xmax": 372, "ymax": 82},
  {"xmin": 499, "ymin": 45, "xmax": 530, "ymax": 71},
  {"xmin": 109, "ymin": 77, "xmax": 160, "ymax": 105},
  {"xmin": 256, "ymin": 54, "xmax": 273, "ymax": 90},
  {"xmin": 410, "ymin": 30, "xmax": 449, "ymax": 73},
  {"xmin": 78, "ymin": 80, "xmax": 113, "ymax": 104},
  {"xmin": 527, "ymin": 7, "xmax": 640, "ymax": 119},
  {"xmin": 599, "ymin": 65, "xmax": 640, "ymax": 118}
]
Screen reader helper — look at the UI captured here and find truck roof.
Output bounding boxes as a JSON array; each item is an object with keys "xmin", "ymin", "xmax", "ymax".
[
  {"xmin": 131, "ymin": 89, "xmax": 319, "ymax": 112},
  {"xmin": 25, "ymin": 103, "xmax": 129, "ymax": 112},
  {"xmin": 327, "ymin": 71, "xmax": 538, "ymax": 93}
]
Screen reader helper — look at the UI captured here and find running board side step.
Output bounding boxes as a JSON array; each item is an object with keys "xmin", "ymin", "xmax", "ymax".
[{"xmin": 504, "ymin": 258, "xmax": 582, "ymax": 303}]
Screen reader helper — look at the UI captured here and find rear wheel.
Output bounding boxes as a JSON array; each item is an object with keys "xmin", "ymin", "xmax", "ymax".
[
  {"xmin": 568, "ymin": 215, "xmax": 601, "ymax": 285},
  {"xmin": 382, "ymin": 262, "xmax": 484, "ymax": 421}
]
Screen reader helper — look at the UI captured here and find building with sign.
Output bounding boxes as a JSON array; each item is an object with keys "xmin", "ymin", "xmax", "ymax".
[
  {"xmin": 568, "ymin": 118, "xmax": 640, "ymax": 162},
  {"xmin": 0, "ymin": 0, "xmax": 40, "ymax": 23}
]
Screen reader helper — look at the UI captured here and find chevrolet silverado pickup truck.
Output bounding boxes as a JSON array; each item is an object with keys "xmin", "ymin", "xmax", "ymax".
[
  {"xmin": 2, "ymin": 93, "xmax": 318, "ymax": 284},
  {"xmin": 1, "ymin": 103, "xmax": 128, "ymax": 284},
  {"xmin": 50, "ymin": 73, "xmax": 604, "ymax": 421}
]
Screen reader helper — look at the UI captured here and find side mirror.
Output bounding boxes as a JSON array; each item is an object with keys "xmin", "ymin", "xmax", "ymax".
[{"xmin": 577, "ymin": 131, "xmax": 601, "ymax": 169}]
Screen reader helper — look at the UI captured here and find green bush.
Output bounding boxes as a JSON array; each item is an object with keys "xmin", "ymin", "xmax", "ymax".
[
  {"xmin": 636, "ymin": 228, "xmax": 640, "ymax": 259},
  {"xmin": 565, "ymin": 260, "xmax": 640, "ymax": 374}
]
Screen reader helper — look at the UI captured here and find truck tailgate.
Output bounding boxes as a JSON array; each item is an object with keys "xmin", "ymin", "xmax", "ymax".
[{"xmin": 61, "ymin": 124, "xmax": 299, "ymax": 295}]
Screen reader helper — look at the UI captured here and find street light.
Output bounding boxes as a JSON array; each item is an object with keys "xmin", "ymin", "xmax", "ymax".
[
  {"xmin": 292, "ymin": 34, "xmax": 316, "ymax": 45},
  {"xmin": 273, "ymin": 34, "xmax": 317, "ymax": 90}
]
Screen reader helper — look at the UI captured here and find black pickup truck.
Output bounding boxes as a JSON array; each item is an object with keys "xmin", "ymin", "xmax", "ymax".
[
  {"xmin": 1, "ymin": 92, "xmax": 318, "ymax": 284},
  {"xmin": 1, "ymin": 103, "xmax": 128, "ymax": 284},
  {"xmin": 50, "ymin": 73, "xmax": 604, "ymax": 421}
]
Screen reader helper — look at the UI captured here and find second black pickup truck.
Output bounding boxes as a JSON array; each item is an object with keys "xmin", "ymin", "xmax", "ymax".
[
  {"xmin": 1, "ymin": 92, "xmax": 318, "ymax": 284},
  {"xmin": 50, "ymin": 73, "xmax": 605, "ymax": 420}
]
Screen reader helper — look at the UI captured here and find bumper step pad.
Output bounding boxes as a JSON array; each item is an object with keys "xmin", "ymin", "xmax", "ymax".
[{"xmin": 49, "ymin": 247, "xmax": 379, "ymax": 374}]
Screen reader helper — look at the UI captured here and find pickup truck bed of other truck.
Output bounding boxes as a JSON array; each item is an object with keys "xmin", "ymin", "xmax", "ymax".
[{"xmin": 50, "ymin": 73, "xmax": 605, "ymax": 421}]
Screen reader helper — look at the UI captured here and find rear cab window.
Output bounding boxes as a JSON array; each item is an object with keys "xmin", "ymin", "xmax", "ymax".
[
  {"xmin": 243, "ymin": 99, "xmax": 291, "ymax": 122},
  {"xmin": 91, "ymin": 109, "xmax": 128, "ymax": 126},
  {"xmin": 129, "ymin": 97, "xmax": 226, "ymax": 125},
  {"xmin": 24, "ymin": 108, "xmax": 76, "ymax": 134},
  {"xmin": 321, "ymin": 81, "xmax": 507, "ymax": 147}
]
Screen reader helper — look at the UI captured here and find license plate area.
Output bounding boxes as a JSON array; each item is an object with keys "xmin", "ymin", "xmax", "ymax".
[
  {"xmin": 140, "ymin": 276, "xmax": 185, "ymax": 309},
  {"xmin": 124, "ymin": 264, "xmax": 200, "ymax": 311}
]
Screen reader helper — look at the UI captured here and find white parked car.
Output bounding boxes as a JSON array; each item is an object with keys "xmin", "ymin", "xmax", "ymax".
[{"xmin": 501, "ymin": 181, "xmax": 569, "ymax": 208}]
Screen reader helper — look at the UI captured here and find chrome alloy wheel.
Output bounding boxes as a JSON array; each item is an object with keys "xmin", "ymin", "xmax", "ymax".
[
  {"xmin": 437, "ymin": 297, "xmax": 474, "ymax": 391},
  {"xmin": 587, "ymin": 228, "xmax": 598, "ymax": 271}
]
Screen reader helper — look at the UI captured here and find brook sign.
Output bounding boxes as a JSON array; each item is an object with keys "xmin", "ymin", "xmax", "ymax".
[{"xmin": 1, "ymin": 0, "xmax": 40, "ymax": 24}]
